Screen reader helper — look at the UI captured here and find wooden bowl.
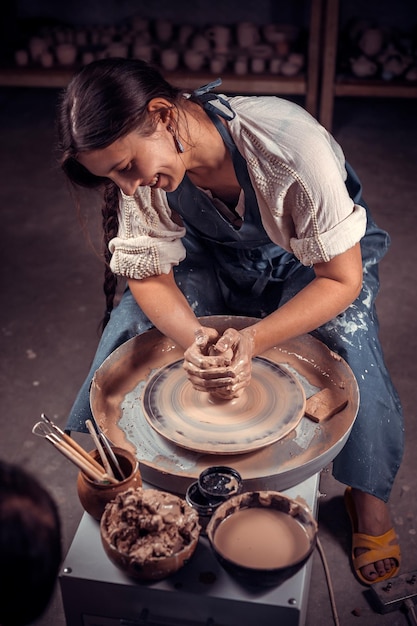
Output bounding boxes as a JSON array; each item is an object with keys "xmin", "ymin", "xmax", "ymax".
[{"xmin": 100, "ymin": 488, "xmax": 201, "ymax": 581}]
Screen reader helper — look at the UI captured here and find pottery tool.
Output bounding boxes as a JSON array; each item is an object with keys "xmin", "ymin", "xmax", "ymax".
[
  {"xmin": 88, "ymin": 413, "xmax": 126, "ymax": 480},
  {"xmin": 89, "ymin": 319, "xmax": 359, "ymax": 494},
  {"xmin": 32, "ymin": 418, "xmax": 118, "ymax": 484},
  {"xmin": 86, "ymin": 419, "xmax": 116, "ymax": 480},
  {"xmin": 304, "ymin": 388, "xmax": 348, "ymax": 423},
  {"xmin": 40, "ymin": 413, "xmax": 104, "ymax": 473}
]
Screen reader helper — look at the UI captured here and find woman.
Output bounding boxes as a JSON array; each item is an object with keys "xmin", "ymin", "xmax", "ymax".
[{"xmin": 57, "ymin": 58, "xmax": 403, "ymax": 585}]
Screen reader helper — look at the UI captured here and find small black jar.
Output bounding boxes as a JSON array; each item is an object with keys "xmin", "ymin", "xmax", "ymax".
[{"xmin": 186, "ymin": 466, "xmax": 243, "ymax": 533}]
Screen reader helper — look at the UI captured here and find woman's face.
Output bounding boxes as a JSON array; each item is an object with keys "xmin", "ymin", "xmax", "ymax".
[{"xmin": 77, "ymin": 121, "xmax": 186, "ymax": 196}]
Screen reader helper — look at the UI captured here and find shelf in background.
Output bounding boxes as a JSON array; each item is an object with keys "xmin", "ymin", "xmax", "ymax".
[
  {"xmin": 0, "ymin": 0, "xmax": 323, "ymax": 118},
  {"xmin": 319, "ymin": 0, "xmax": 417, "ymax": 130},
  {"xmin": 0, "ymin": 66, "xmax": 308, "ymax": 94},
  {"xmin": 333, "ymin": 77, "xmax": 417, "ymax": 99}
]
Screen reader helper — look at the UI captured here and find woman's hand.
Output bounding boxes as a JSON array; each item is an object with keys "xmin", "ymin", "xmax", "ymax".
[{"xmin": 183, "ymin": 327, "xmax": 255, "ymax": 400}]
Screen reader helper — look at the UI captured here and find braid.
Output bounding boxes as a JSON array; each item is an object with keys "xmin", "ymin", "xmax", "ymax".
[
  {"xmin": 101, "ymin": 182, "xmax": 120, "ymax": 331},
  {"xmin": 56, "ymin": 59, "xmax": 194, "ymax": 332}
]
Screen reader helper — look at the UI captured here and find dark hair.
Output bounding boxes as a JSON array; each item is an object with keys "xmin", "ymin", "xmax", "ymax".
[
  {"xmin": 57, "ymin": 57, "xmax": 185, "ymax": 187},
  {"xmin": 56, "ymin": 58, "xmax": 189, "ymax": 329},
  {"xmin": 0, "ymin": 460, "xmax": 62, "ymax": 626}
]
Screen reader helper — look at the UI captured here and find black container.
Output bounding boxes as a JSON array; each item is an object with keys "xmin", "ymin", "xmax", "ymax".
[
  {"xmin": 186, "ymin": 466, "xmax": 243, "ymax": 533},
  {"xmin": 185, "ymin": 481, "xmax": 223, "ymax": 533},
  {"xmin": 198, "ymin": 466, "xmax": 242, "ymax": 502}
]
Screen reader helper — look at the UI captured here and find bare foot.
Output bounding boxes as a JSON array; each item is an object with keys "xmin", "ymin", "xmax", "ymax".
[{"xmin": 350, "ymin": 488, "xmax": 398, "ymax": 582}]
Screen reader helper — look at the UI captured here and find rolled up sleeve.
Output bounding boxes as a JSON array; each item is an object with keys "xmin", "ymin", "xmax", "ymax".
[
  {"xmin": 290, "ymin": 203, "xmax": 367, "ymax": 265},
  {"xmin": 109, "ymin": 187, "xmax": 186, "ymax": 279}
]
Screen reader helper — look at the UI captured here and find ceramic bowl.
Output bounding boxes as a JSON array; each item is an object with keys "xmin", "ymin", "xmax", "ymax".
[
  {"xmin": 77, "ymin": 447, "xmax": 142, "ymax": 520},
  {"xmin": 100, "ymin": 488, "xmax": 201, "ymax": 581},
  {"xmin": 55, "ymin": 43, "xmax": 77, "ymax": 66},
  {"xmin": 206, "ymin": 490, "xmax": 317, "ymax": 586}
]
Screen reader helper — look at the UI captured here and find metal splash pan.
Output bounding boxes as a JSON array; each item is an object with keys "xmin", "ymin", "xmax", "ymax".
[{"xmin": 90, "ymin": 316, "xmax": 359, "ymax": 494}]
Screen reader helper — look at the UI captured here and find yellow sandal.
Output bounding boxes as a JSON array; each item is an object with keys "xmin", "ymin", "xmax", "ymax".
[{"xmin": 344, "ymin": 487, "xmax": 401, "ymax": 585}]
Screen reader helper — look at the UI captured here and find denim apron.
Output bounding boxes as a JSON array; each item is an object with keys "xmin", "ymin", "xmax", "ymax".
[{"xmin": 66, "ymin": 91, "xmax": 404, "ymax": 501}]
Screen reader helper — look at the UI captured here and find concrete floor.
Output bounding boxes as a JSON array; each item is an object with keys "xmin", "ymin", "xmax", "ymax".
[{"xmin": 0, "ymin": 87, "xmax": 416, "ymax": 626}]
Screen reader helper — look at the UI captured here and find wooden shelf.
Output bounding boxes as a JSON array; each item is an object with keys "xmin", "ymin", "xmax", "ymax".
[
  {"xmin": 334, "ymin": 77, "xmax": 417, "ymax": 99},
  {"xmin": 7, "ymin": 0, "xmax": 415, "ymax": 133},
  {"xmin": 0, "ymin": 66, "xmax": 307, "ymax": 94},
  {"xmin": 0, "ymin": 0, "xmax": 324, "ymax": 118},
  {"xmin": 319, "ymin": 0, "xmax": 417, "ymax": 130},
  {"xmin": 0, "ymin": 67, "xmax": 74, "ymax": 88}
]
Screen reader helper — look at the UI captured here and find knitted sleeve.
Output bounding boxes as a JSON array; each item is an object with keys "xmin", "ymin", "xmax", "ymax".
[{"xmin": 109, "ymin": 187, "xmax": 186, "ymax": 279}]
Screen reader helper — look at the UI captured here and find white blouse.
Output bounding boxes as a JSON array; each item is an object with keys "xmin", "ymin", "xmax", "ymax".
[{"xmin": 109, "ymin": 94, "xmax": 367, "ymax": 279}]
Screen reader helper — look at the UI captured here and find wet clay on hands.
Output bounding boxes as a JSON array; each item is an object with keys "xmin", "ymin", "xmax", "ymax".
[{"xmin": 183, "ymin": 327, "xmax": 254, "ymax": 400}]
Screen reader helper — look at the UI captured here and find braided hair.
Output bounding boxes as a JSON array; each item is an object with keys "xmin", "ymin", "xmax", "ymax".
[{"xmin": 56, "ymin": 58, "xmax": 189, "ymax": 330}]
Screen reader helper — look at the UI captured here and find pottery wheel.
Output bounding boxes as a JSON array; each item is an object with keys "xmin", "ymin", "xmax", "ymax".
[
  {"xmin": 90, "ymin": 316, "xmax": 359, "ymax": 495},
  {"xmin": 142, "ymin": 357, "xmax": 306, "ymax": 455}
]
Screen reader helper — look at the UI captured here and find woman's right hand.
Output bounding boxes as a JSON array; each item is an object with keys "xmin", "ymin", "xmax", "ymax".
[{"xmin": 183, "ymin": 327, "xmax": 254, "ymax": 400}]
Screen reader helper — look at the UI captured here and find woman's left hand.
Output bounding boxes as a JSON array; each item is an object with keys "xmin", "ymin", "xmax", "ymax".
[{"xmin": 183, "ymin": 327, "xmax": 254, "ymax": 400}]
